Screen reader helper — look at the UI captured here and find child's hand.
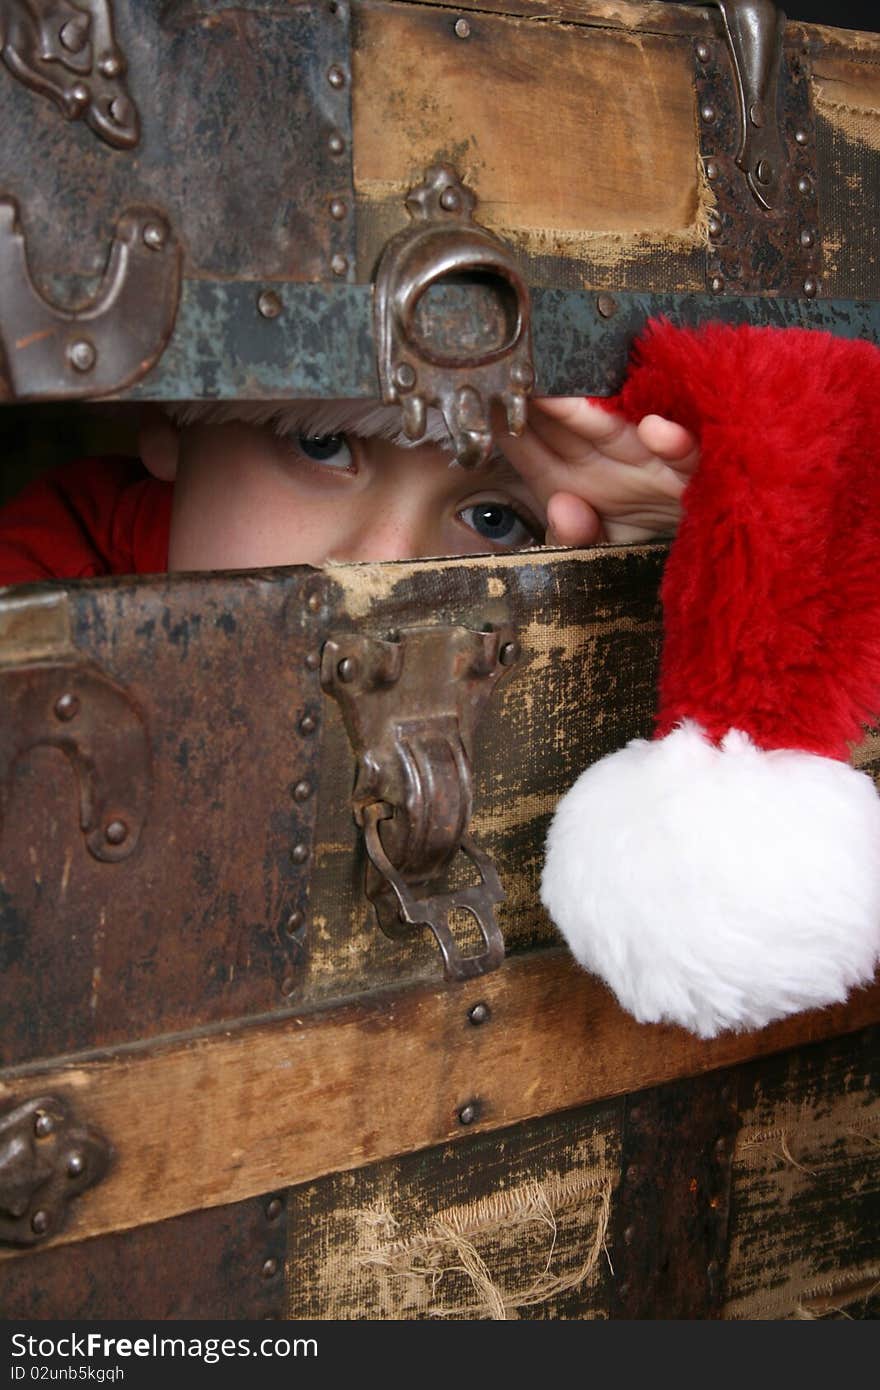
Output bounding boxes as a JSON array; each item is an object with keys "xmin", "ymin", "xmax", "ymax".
[{"xmin": 501, "ymin": 398, "xmax": 699, "ymax": 546}]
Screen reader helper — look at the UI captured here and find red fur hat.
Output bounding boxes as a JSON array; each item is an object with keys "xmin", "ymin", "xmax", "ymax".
[{"xmin": 541, "ymin": 320, "xmax": 880, "ymax": 1038}]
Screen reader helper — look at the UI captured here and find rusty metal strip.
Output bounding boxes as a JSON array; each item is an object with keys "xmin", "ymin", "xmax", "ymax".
[{"xmin": 608, "ymin": 1070, "xmax": 741, "ymax": 1318}]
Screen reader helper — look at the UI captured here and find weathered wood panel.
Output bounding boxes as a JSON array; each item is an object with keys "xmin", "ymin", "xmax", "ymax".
[
  {"xmin": 1, "ymin": 948, "xmax": 878, "ymax": 1259},
  {"xmin": 0, "ymin": 1191, "xmax": 288, "ymax": 1320}
]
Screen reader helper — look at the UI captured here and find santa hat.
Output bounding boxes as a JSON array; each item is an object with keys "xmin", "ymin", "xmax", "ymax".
[{"xmin": 541, "ymin": 320, "xmax": 880, "ymax": 1039}]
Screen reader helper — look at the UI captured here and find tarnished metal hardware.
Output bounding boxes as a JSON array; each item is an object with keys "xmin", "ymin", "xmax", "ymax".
[
  {"xmin": 0, "ymin": 590, "xmax": 150, "ymax": 862},
  {"xmin": 0, "ymin": 1094, "xmax": 112, "ymax": 1247},
  {"xmin": 321, "ymin": 624, "xmax": 521, "ymax": 980},
  {"xmin": 689, "ymin": 1, "xmax": 786, "ymax": 212},
  {"xmin": 0, "ymin": 197, "xmax": 181, "ymax": 400},
  {"xmin": 373, "ymin": 164, "xmax": 534, "ymax": 469},
  {"xmin": 0, "ymin": 0, "xmax": 139, "ymax": 148}
]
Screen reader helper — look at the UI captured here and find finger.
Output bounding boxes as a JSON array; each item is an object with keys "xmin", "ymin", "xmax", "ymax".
[
  {"xmin": 546, "ymin": 492, "xmax": 604, "ymax": 547},
  {"xmin": 637, "ymin": 414, "xmax": 700, "ymax": 477},
  {"xmin": 529, "ymin": 397, "xmax": 660, "ymax": 466}
]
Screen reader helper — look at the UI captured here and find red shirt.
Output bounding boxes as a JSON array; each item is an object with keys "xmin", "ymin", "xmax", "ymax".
[{"xmin": 0, "ymin": 457, "xmax": 173, "ymax": 586}]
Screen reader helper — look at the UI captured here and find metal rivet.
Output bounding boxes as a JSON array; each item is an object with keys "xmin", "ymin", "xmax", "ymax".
[
  {"xmin": 756, "ymin": 159, "xmax": 773, "ymax": 186},
  {"xmin": 99, "ymin": 54, "xmax": 123, "ymax": 79},
  {"xmin": 291, "ymin": 843, "xmax": 309, "ymax": 865},
  {"xmin": 70, "ymin": 82, "xmax": 89, "ymax": 107},
  {"xmin": 67, "ymin": 1152, "xmax": 86, "ymax": 1178},
  {"xmin": 261, "ymin": 1258, "xmax": 279, "ymax": 1279},
  {"xmin": 707, "ymin": 212, "xmax": 722, "ymax": 238},
  {"xmin": 596, "ymin": 293, "xmax": 617, "ymax": 319},
  {"xmin": 293, "ymin": 780, "xmax": 312, "ymax": 802},
  {"xmin": 329, "ymin": 198, "xmax": 346, "ymax": 220},
  {"xmin": 68, "ymin": 339, "xmax": 97, "ymax": 373},
  {"xmin": 143, "ymin": 222, "xmax": 166, "ymax": 251},
  {"xmin": 281, "ymin": 976, "xmax": 296, "ymax": 996},
  {"xmin": 499, "ymin": 640, "xmax": 520, "ymax": 666},
  {"xmin": 468, "ymin": 1002, "xmax": 490, "ymax": 1025},
  {"xmin": 394, "ymin": 362, "xmax": 416, "ymax": 390},
  {"xmin": 60, "ymin": 19, "xmax": 89, "ymax": 53},
  {"xmin": 31, "ymin": 1210, "xmax": 50, "ymax": 1236},
  {"xmin": 795, "ymin": 128, "xmax": 808, "ymax": 145},
  {"xmin": 705, "ymin": 160, "xmax": 719, "ymax": 181},
  {"xmin": 330, "ymin": 253, "xmax": 348, "ymax": 276},
  {"xmin": 797, "ymin": 175, "xmax": 812, "ymax": 195},
  {"xmin": 257, "ymin": 290, "xmax": 282, "ymax": 320},
  {"xmin": 105, "ymin": 819, "xmax": 128, "ymax": 846},
  {"xmin": 337, "ymin": 657, "xmax": 358, "ymax": 683},
  {"xmin": 700, "ymin": 104, "xmax": 715, "ymax": 123},
  {"xmin": 440, "ymin": 187, "xmax": 461, "ymax": 212},
  {"xmin": 510, "ymin": 361, "xmax": 534, "ymax": 387},
  {"xmin": 623, "ymin": 1223, "xmax": 636, "ymax": 1245},
  {"xmin": 695, "ymin": 41, "xmax": 711, "ymax": 63},
  {"xmin": 34, "ymin": 1110, "xmax": 54, "ymax": 1138},
  {"xmin": 328, "ymin": 131, "xmax": 345, "ymax": 156},
  {"xmin": 305, "ymin": 650, "xmax": 321, "ymax": 670},
  {"xmin": 458, "ymin": 1102, "xmax": 478, "ymax": 1125},
  {"xmin": 266, "ymin": 1198, "xmax": 284, "ymax": 1221},
  {"xmin": 800, "ymin": 228, "xmax": 815, "ymax": 248},
  {"xmin": 54, "ymin": 692, "xmax": 79, "ymax": 721},
  {"xmin": 454, "ymin": 17, "xmax": 471, "ymax": 38},
  {"xmin": 386, "ymin": 629, "xmax": 400, "ymax": 643},
  {"xmin": 327, "ymin": 64, "xmax": 346, "ymax": 88},
  {"xmin": 286, "ymin": 910, "xmax": 304, "ymax": 935},
  {"xmin": 299, "ymin": 714, "xmax": 317, "ymax": 736},
  {"xmin": 109, "ymin": 95, "xmax": 131, "ymax": 125},
  {"xmin": 749, "ymin": 100, "xmax": 764, "ymax": 128},
  {"xmin": 710, "ymin": 274, "xmax": 725, "ymax": 294},
  {"xmin": 803, "ymin": 277, "xmax": 818, "ymax": 298}
]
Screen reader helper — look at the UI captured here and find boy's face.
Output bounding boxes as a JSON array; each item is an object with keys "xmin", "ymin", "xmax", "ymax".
[{"xmin": 158, "ymin": 419, "xmax": 546, "ymax": 571}]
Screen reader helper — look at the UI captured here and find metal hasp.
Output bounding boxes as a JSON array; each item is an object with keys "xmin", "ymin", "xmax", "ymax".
[
  {"xmin": 321, "ymin": 624, "xmax": 522, "ymax": 980},
  {"xmin": 0, "ymin": 590, "xmax": 150, "ymax": 861},
  {"xmin": 0, "ymin": 0, "xmax": 139, "ymax": 148},
  {"xmin": 695, "ymin": 1, "xmax": 787, "ymax": 211},
  {"xmin": 0, "ymin": 197, "xmax": 181, "ymax": 400},
  {"xmin": 373, "ymin": 165, "xmax": 535, "ymax": 468},
  {"xmin": 0, "ymin": 1094, "xmax": 112, "ymax": 1246}
]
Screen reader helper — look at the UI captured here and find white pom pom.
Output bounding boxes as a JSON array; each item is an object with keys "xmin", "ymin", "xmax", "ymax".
[{"xmin": 541, "ymin": 721, "xmax": 880, "ymax": 1038}]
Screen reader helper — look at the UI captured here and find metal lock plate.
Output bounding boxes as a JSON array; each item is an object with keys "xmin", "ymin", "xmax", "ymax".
[
  {"xmin": 321, "ymin": 623, "xmax": 522, "ymax": 980},
  {"xmin": 0, "ymin": 1094, "xmax": 112, "ymax": 1246}
]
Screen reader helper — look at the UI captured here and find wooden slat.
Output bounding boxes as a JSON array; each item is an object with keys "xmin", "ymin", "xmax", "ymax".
[{"xmin": 2, "ymin": 948, "xmax": 878, "ymax": 1258}]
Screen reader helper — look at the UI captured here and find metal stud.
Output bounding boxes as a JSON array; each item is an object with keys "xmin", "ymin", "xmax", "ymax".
[
  {"xmin": 707, "ymin": 212, "xmax": 722, "ymax": 238},
  {"xmin": 700, "ymin": 104, "xmax": 716, "ymax": 123},
  {"xmin": 305, "ymin": 650, "xmax": 321, "ymax": 670},
  {"xmin": 756, "ymin": 159, "xmax": 773, "ymax": 186},
  {"xmin": 328, "ymin": 131, "xmax": 345, "ymax": 156},
  {"xmin": 266, "ymin": 1198, "xmax": 284, "ymax": 1221},
  {"xmin": 69, "ymin": 82, "xmax": 89, "ymax": 111},
  {"xmin": 68, "ymin": 339, "xmax": 97, "ymax": 373},
  {"xmin": 54, "ymin": 693, "xmax": 79, "ymax": 721},
  {"xmin": 330, "ymin": 253, "xmax": 348, "ymax": 276},
  {"xmin": 293, "ymin": 780, "xmax": 312, "ymax": 802},
  {"xmin": 440, "ymin": 187, "xmax": 461, "ymax": 213},
  {"xmin": 710, "ymin": 274, "xmax": 725, "ymax": 294},
  {"xmin": 261, "ymin": 1258, "xmax": 279, "ymax": 1279},
  {"xmin": 510, "ymin": 361, "xmax": 534, "ymax": 387},
  {"xmin": 31, "ymin": 1210, "xmax": 50, "ymax": 1236},
  {"xmin": 337, "ymin": 657, "xmax": 358, "ymax": 683},
  {"xmin": 67, "ymin": 1152, "xmax": 86, "ymax": 1178},
  {"xmin": 257, "ymin": 290, "xmax": 282, "ymax": 320},
  {"xmin": 797, "ymin": 175, "xmax": 813, "ymax": 196},
  {"xmin": 803, "ymin": 277, "xmax": 818, "ymax": 298},
  {"xmin": 34, "ymin": 1110, "xmax": 54, "ymax": 1138},
  {"xmin": 499, "ymin": 641, "xmax": 520, "ymax": 666},
  {"xmin": 596, "ymin": 293, "xmax": 617, "ymax": 319},
  {"xmin": 458, "ymin": 1102, "xmax": 478, "ymax": 1125},
  {"xmin": 454, "ymin": 18, "xmax": 471, "ymax": 38},
  {"xmin": 99, "ymin": 54, "xmax": 124, "ymax": 79},
  {"xmin": 705, "ymin": 160, "xmax": 719, "ymax": 181},
  {"xmin": 695, "ymin": 41, "xmax": 711, "ymax": 63},
  {"xmin": 290, "ymin": 843, "xmax": 309, "ymax": 865},
  {"xmin": 800, "ymin": 228, "xmax": 815, "ymax": 248},
  {"xmin": 468, "ymin": 1002, "xmax": 490, "ymax": 1025},
  {"xmin": 329, "ymin": 198, "xmax": 346, "ymax": 220},
  {"xmin": 286, "ymin": 910, "xmax": 304, "ymax": 935},
  {"xmin": 143, "ymin": 222, "xmax": 166, "ymax": 251},
  {"xmin": 60, "ymin": 19, "xmax": 89, "ymax": 53},
  {"xmin": 394, "ymin": 362, "xmax": 416, "ymax": 390},
  {"xmin": 105, "ymin": 819, "xmax": 128, "ymax": 846},
  {"xmin": 327, "ymin": 65, "xmax": 346, "ymax": 88},
  {"xmin": 299, "ymin": 715, "xmax": 317, "ymax": 736},
  {"xmin": 794, "ymin": 128, "xmax": 808, "ymax": 145},
  {"xmin": 109, "ymin": 95, "xmax": 131, "ymax": 125}
]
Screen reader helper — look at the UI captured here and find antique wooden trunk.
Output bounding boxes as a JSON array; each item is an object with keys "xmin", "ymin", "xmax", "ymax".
[{"xmin": 1, "ymin": 0, "xmax": 879, "ymax": 1320}]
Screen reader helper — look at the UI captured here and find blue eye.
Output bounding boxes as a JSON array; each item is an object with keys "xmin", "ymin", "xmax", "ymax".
[
  {"xmin": 297, "ymin": 434, "xmax": 353, "ymax": 469},
  {"xmin": 459, "ymin": 502, "xmax": 537, "ymax": 549}
]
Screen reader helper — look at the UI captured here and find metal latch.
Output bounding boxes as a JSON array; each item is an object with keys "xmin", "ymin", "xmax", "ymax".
[
  {"xmin": 373, "ymin": 164, "xmax": 535, "ymax": 468},
  {"xmin": 321, "ymin": 624, "xmax": 522, "ymax": 980},
  {"xmin": 0, "ymin": 1094, "xmax": 112, "ymax": 1246},
  {"xmin": 690, "ymin": 0, "xmax": 787, "ymax": 211}
]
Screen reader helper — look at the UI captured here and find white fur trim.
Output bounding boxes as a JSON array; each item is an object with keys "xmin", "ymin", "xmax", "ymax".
[
  {"xmin": 164, "ymin": 400, "xmax": 453, "ymax": 450},
  {"xmin": 541, "ymin": 721, "xmax": 880, "ymax": 1038}
]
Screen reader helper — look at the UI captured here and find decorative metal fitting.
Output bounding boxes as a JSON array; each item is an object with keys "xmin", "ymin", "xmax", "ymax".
[
  {"xmin": 0, "ymin": 1095, "xmax": 112, "ymax": 1247},
  {"xmin": 0, "ymin": 200, "xmax": 181, "ymax": 401},
  {"xmin": 321, "ymin": 624, "xmax": 523, "ymax": 980},
  {"xmin": 0, "ymin": 0, "xmax": 140, "ymax": 149},
  {"xmin": 373, "ymin": 165, "xmax": 535, "ymax": 468}
]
